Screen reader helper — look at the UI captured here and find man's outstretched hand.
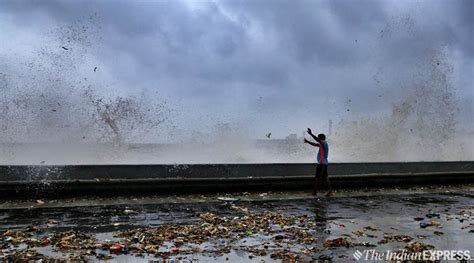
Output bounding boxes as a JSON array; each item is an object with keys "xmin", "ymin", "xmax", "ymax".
[
  {"xmin": 304, "ymin": 138, "xmax": 309, "ymax": 144},
  {"xmin": 307, "ymin": 128, "xmax": 312, "ymax": 135}
]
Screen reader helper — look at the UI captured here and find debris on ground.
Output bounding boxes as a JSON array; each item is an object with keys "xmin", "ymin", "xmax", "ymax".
[
  {"xmin": 353, "ymin": 242, "xmax": 377, "ymax": 247},
  {"xmin": 429, "ymin": 219, "xmax": 441, "ymax": 227},
  {"xmin": 352, "ymin": 229, "xmax": 364, "ymax": 236},
  {"xmin": 0, "ymin": 248, "xmax": 56, "ymax": 262},
  {"xmin": 109, "ymin": 243, "xmax": 127, "ymax": 254},
  {"xmin": 378, "ymin": 233, "xmax": 413, "ymax": 244},
  {"xmin": 426, "ymin": 210, "xmax": 440, "ymax": 218},
  {"xmin": 0, "ymin": 204, "xmax": 343, "ymax": 261},
  {"xmin": 405, "ymin": 242, "xmax": 435, "ymax": 252},
  {"xmin": 0, "ymin": 188, "xmax": 472, "ymax": 261},
  {"xmin": 363, "ymin": 226, "xmax": 380, "ymax": 231},
  {"xmin": 420, "ymin": 219, "xmax": 442, "ymax": 229},
  {"xmin": 217, "ymin": 197, "xmax": 240, "ymax": 202},
  {"xmin": 323, "ymin": 238, "xmax": 351, "ymax": 248},
  {"xmin": 315, "ymin": 254, "xmax": 332, "ymax": 261},
  {"xmin": 49, "ymin": 230, "xmax": 98, "ymax": 250},
  {"xmin": 420, "ymin": 222, "xmax": 430, "ymax": 228}
]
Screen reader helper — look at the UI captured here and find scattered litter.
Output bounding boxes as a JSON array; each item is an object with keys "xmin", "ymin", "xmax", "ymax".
[
  {"xmin": 420, "ymin": 222, "xmax": 430, "ymax": 228},
  {"xmin": 217, "ymin": 197, "xmax": 240, "ymax": 202},
  {"xmin": 47, "ymin": 219, "xmax": 60, "ymax": 228},
  {"xmin": 317, "ymin": 254, "xmax": 332, "ymax": 260},
  {"xmin": 426, "ymin": 210, "xmax": 440, "ymax": 218},
  {"xmin": 364, "ymin": 226, "xmax": 380, "ymax": 231},
  {"xmin": 230, "ymin": 204, "xmax": 248, "ymax": 213},
  {"xmin": 429, "ymin": 220, "xmax": 441, "ymax": 227},
  {"xmin": 354, "ymin": 242, "xmax": 377, "ymax": 247},
  {"xmin": 352, "ymin": 229, "xmax": 364, "ymax": 237},
  {"xmin": 124, "ymin": 209, "xmax": 136, "ymax": 214},
  {"xmin": 274, "ymin": 234, "xmax": 285, "ymax": 241},
  {"xmin": 0, "ymin": 190, "xmax": 469, "ymax": 261},
  {"xmin": 323, "ymin": 238, "xmax": 350, "ymax": 248},
  {"xmin": 110, "ymin": 243, "xmax": 127, "ymax": 254},
  {"xmin": 405, "ymin": 242, "xmax": 435, "ymax": 252},
  {"xmin": 97, "ymin": 253, "xmax": 113, "ymax": 260},
  {"xmin": 365, "ymin": 234, "xmax": 378, "ymax": 238},
  {"xmin": 378, "ymin": 233, "xmax": 413, "ymax": 244},
  {"xmin": 421, "ymin": 219, "xmax": 442, "ymax": 228}
]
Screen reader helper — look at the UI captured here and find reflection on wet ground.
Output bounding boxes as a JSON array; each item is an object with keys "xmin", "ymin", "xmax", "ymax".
[{"xmin": 0, "ymin": 186, "xmax": 473, "ymax": 262}]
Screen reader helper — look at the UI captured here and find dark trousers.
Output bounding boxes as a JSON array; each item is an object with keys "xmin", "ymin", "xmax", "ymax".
[
  {"xmin": 314, "ymin": 164, "xmax": 330, "ymax": 193},
  {"xmin": 315, "ymin": 164, "xmax": 328, "ymax": 179}
]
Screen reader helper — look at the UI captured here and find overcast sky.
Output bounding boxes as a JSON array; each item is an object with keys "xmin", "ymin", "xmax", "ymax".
[{"xmin": 0, "ymin": 0, "xmax": 472, "ymax": 143}]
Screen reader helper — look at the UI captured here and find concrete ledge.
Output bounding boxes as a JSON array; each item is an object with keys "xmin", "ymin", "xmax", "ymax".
[
  {"xmin": 1, "ymin": 161, "xmax": 473, "ymax": 180},
  {"xmin": 0, "ymin": 168, "xmax": 472, "ymax": 197}
]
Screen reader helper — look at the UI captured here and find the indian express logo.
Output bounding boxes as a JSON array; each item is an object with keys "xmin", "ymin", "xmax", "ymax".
[
  {"xmin": 353, "ymin": 249, "xmax": 471, "ymax": 261},
  {"xmin": 353, "ymin": 250, "xmax": 363, "ymax": 260}
]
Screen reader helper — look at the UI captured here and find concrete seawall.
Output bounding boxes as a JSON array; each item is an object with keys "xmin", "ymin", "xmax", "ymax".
[{"xmin": 0, "ymin": 162, "xmax": 473, "ymax": 197}]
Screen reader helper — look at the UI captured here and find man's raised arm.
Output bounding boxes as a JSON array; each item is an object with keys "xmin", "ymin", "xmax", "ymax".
[
  {"xmin": 304, "ymin": 138, "xmax": 320, "ymax": 147},
  {"xmin": 307, "ymin": 128, "xmax": 321, "ymax": 143}
]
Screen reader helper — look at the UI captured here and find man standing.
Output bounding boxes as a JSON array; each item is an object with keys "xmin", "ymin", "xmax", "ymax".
[{"xmin": 304, "ymin": 128, "xmax": 332, "ymax": 196}]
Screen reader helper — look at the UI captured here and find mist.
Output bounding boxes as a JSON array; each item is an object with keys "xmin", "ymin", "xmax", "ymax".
[{"xmin": 0, "ymin": 0, "xmax": 472, "ymax": 164}]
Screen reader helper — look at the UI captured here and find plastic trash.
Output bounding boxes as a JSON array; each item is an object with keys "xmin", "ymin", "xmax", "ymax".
[{"xmin": 217, "ymin": 197, "xmax": 240, "ymax": 202}]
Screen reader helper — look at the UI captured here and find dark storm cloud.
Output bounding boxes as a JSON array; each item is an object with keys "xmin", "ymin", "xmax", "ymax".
[
  {"xmin": 2, "ymin": 0, "xmax": 471, "ymax": 85},
  {"xmin": 452, "ymin": 0, "xmax": 474, "ymax": 56},
  {"xmin": 0, "ymin": 0, "xmax": 374, "ymax": 89},
  {"xmin": 92, "ymin": 0, "xmax": 290, "ymax": 87},
  {"xmin": 222, "ymin": 0, "xmax": 387, "ymax": 66},
  {"xmin": 328, "ymin": 0, "xmax": 386, "ymax": 28}
]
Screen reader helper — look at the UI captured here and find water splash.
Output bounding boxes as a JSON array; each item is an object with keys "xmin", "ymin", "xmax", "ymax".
[{"xmin": 0, "ymin": 8, "xmax": 471, "ymax": 165}]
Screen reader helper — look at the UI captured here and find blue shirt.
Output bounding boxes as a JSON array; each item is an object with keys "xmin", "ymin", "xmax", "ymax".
[{"xmin": 317, "ymin": 141, "xmax": 329, "ymax": 164}]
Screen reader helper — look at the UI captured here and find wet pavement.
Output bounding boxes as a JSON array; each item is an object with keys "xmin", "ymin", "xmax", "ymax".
[{"xmin": 0, "ymin": 186, "xmax": 473, "ymax": 262}]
